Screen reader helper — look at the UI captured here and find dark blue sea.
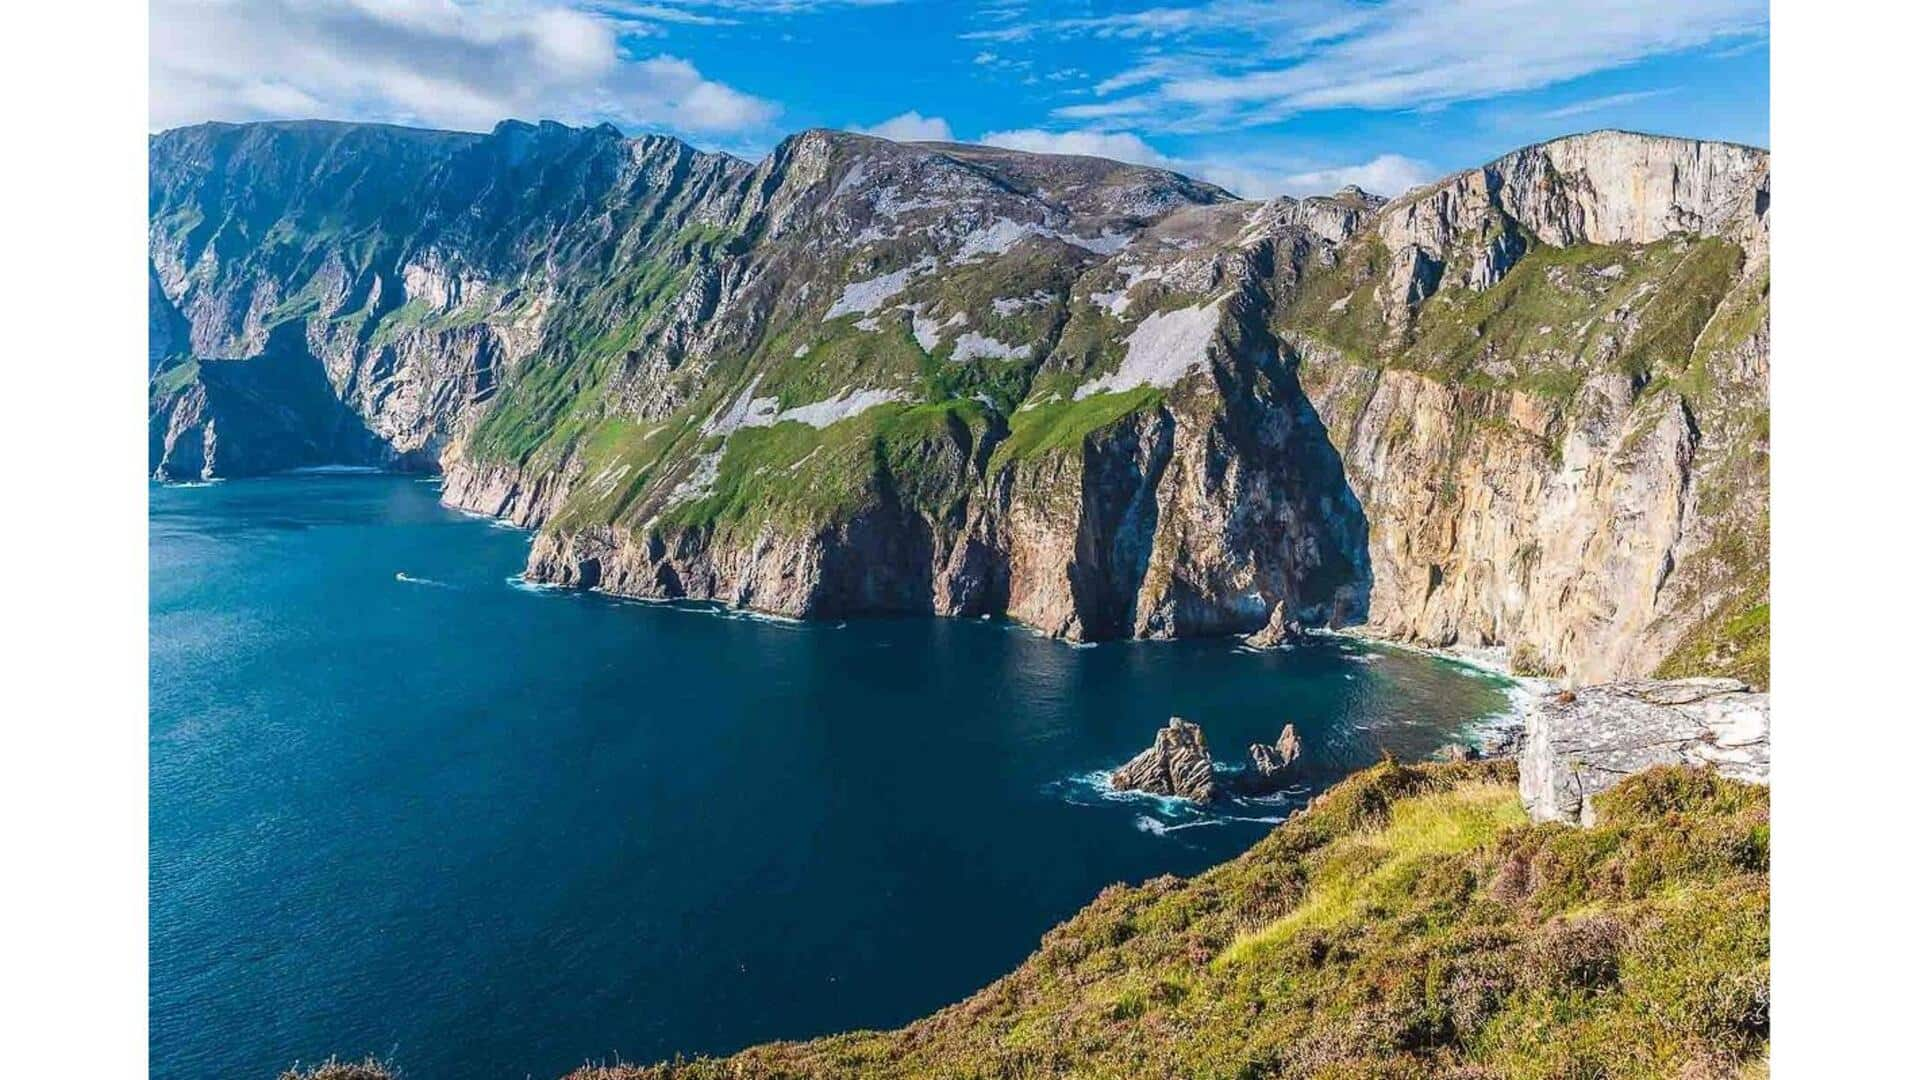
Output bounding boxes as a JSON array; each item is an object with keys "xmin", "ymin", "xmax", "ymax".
[{"xmin": 150, "ymin": 473, "xmax": 1515, "ymax": 1080}]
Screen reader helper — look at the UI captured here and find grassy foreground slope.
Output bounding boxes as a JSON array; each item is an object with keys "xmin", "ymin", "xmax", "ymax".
[
  {"xmin": 280, "ymin": 762, "xmax": 1768, "ymax": 1080},
  {"xmin": 582, "ymin": 761, "xmax": 1768, "ymax": 1080}
]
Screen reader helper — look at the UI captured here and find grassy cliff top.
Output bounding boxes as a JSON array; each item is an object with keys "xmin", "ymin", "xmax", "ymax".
[{"xmin": 578, "ymin": 760, "xmax": 1768, "ymax": 1080}]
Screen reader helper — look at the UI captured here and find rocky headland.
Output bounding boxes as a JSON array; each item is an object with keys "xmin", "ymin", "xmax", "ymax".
[{"xmin": 158, "ymin": 117, "xmax": 1773, "ymax": 1080}]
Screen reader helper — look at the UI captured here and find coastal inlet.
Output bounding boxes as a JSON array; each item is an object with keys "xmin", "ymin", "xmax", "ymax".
[{"xmin": 150, "ymin": 474, "xmax": 1516, "ymax": 1080}]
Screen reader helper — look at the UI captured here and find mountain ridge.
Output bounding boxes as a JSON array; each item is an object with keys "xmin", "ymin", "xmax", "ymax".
[{"xmin": 148, "ymin": 121, "xmax": 1769, "ymax": 684}]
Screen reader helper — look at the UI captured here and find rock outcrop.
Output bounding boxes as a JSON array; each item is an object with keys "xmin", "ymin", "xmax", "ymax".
[
  {"xmin": 147, "ymin": 123, "xmax": 1768, "ymax": 682},
  {"xmin": 1240, "ymin": 723, "xmax": 1302, "ymax": 794},
  {"xmin": 1244, "ymin": 603, "xmax": 1305, "ymax": 649},
  {"xmin": 1111, "ymin": 718, "xmax": 1218, "ymax": 803},
  {"xmin": 1518, "ymin": 677, "xmax": 1770, "ymax": 824}
]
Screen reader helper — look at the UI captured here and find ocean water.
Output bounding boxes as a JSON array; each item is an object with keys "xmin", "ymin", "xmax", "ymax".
[{"xmin": 150, "ymin": 474, "xmax": 1515, "ymax": 1080}]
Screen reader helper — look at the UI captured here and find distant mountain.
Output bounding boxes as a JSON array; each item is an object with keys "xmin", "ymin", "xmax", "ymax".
[{"xmin": 149, "ymin": 121, "xmax": 1769, "ymax": 684}]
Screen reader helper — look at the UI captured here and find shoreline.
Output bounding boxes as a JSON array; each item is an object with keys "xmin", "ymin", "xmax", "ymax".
[
  {"xmin": 164, "ymin": 469, "xmax": 1548, "ymax": 745},
  {"xmin": 1317, "ymin": 628, "xmax": 1549, "ymax": 754}
]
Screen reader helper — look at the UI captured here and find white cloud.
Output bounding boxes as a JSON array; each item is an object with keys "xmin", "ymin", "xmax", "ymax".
[
  {"xmin": 1536, "ymin": 87, "xmax": 1676, "ymax": 121},
  {"xmin": 858, "ymin": 111, "xmax": 955, "ymax": 142},
  {"xmin": 979, "ymin": 128, "xmax": 1170, "ymax": 164},
  {"xmin": 1266, "ymin": 154, "xmax": 1432, "ymax": 198},
  {"xmin": 150, "ymin": 0, "xmax": 780, "ymax": 135},
  {"xmin": 980, "ymin": 127, "xmax": 1431, "ymax": 201},
  {"xmin": 995, "ymin": 0, "xmax": 1766, "ymax": 133}
]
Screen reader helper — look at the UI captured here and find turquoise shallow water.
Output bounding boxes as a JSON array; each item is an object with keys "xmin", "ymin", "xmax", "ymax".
[{"xmin": 150, "ymin": 474, "xmax": 1514, "ymax": 1080}]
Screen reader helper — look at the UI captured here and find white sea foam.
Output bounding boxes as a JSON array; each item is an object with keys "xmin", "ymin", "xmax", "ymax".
[
  {"xmin": 1042, "ymin": 769, "xmax": 1297, "ymax": 838},
  {"xmin": 1134, "ymin": 815, "xmax": 1224, "ymax": 835},
  {"xmin": 723, "ymin": 607, "xmax": 805, "ymax": 627},
  {"xmin": 394, "ymin": 572, "xmax": 454, "ymax": 588},
  {"xmin": 452, "ymin": 507, "xmax": 528, "ymax": 533}
]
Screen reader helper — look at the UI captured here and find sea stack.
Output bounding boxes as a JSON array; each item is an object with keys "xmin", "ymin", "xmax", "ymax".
[
  {"xmin": 1245, "ymin": 602, "xmax": 1305, "ymax": 649},
  {"xmin": 1111, "ymin": 718, "xmax": 1218, "ymax": 803},
  {"xmin": 1241, "ymin": 723, "xmax": 1303, "ymax": 795}
]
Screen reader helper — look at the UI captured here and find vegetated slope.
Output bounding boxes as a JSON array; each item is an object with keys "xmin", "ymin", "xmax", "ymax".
[
  {"xmin": 149, "ymin": 124, "xmax": 1769, "ymax": 681},
  {"xmin": 575, "ymin": 761, "xmax": 1767, "ymax": 1080}
]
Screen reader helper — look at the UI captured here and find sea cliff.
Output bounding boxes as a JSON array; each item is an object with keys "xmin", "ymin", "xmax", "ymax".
[{"xmin": 150, "ymin": 123, "xmax": 1768, "ymax": 684}]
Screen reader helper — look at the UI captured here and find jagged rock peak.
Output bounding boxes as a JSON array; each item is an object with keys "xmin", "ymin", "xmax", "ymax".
[{"xmin": 1111, "ymin": 718, "xmax": 1219, "ymax": 803}]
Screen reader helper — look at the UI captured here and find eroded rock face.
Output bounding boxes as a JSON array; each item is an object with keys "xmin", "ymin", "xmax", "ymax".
[
  {"xmin": 1112, "ymin": 718, "xmax": 1218, "ymax": 803},
  {"xmin": 1518, "ymin": 678, "xmax": 1770, "ymax": 825}
]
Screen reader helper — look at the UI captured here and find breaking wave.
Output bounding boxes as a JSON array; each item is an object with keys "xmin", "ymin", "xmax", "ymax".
[{"xmin": 1047, "ymin": 769, "xmax": 1299, "ymax": 839}]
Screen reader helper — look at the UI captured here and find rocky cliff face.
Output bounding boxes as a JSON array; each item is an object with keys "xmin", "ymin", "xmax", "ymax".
[
  {"xmin": 149, "ymin": 124, "xmax": 1768, "ymax": 682},
  {"xmin": 1283, "ymin": 131, "xmax": 1770, "ymax": 685}
]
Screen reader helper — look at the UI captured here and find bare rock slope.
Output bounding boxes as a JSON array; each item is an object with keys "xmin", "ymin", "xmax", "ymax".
[{"xmin": 1519, "ymin": 677, "xmax": 1770, "ymax": 824}]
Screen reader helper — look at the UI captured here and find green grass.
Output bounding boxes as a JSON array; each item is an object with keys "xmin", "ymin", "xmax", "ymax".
[
  {"xmin": 566, "ymin": 760, "xmax": 1767, "ymax": 1080},
  {"xmin": 658, "ymin": 399, "xmax": 991, "ymax": 535},
  {"xmin": 1282, "ymin": 233, "xmax": 1746, "ymax": 403},
  {"xmin": 1215, "ymin": 780, "xmax": 1528, "ymax": 967},
  {"xmin": 466, "ymin": 257, "xmax": 691, "ymax": 467},
  {"xmin": 149, "ymin": 358, "xmax": 202, "ymax": 400},
  {"xmin": 988, "ymin": 387, "xmax": 1164, "ymax": 469},
  {"xmin": 757, "ymin": 318, "xmax": 928, "ymax": 406},
  {"xmin": 1657, "ymin": 591, "xmax": 1770, "ymax": 690},
  {"xmin": 545, "ymin": 416, "xmax": 686, "ymax": 532},
  {"xmin": 1611, "ymin": 240, "xmax": 1744, "ymax": 384},
  {"xmin": 363, "ymin": 297, "xmax": 498, "ymax": 347}
]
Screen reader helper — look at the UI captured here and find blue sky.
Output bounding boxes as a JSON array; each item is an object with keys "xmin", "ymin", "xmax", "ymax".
[{"xmin": 151, "ymin": 1, "xmax": 1769, "ymax": 198}]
